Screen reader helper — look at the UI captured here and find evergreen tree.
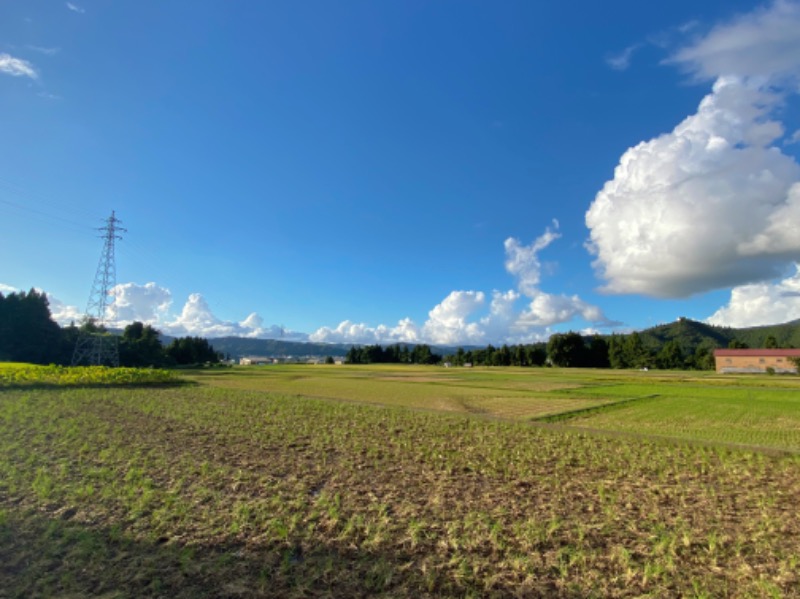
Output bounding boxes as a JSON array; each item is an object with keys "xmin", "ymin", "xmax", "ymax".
[
  {"xmin": 656, "ymin": 340, "xmax": 684, "ymax": 370},
  {"xmin": 625, "ymin": 332, "xmax": 651, "ymax": 369},
  {"xmin": 514, "ymin": 345, "xmax": 527, "ymax": 367},
  {"xmin": 0, "ymin": 289, "xmax": 62, "ymax": 364},
  {"xmin": 608, "ymin": 334, "xmax": 628, "ymax": 369},
  {"xmin": 120, "ymin": 321, "xmax": 165, "ymax": 367},
  {"xmin": 165, "ymin": 337, "xmax": 220, "ymax": 365},
  {"xmin": 586, "ymin": 335, "xmax": 610, "ymax": 368},
  {"xmin": 547, "ymin": 332, "xmax": 587, "ymax": 367},
  {"xmin": 525, "ymin": 345, "xmax": 547, "ymax": 366},
  {"xmin": 345, "ymin": 346, "xmax": 361, "ymax": 364},
  {"xmin": 455, "ymin": 347, "xmax": 465, "ymax": 366}
]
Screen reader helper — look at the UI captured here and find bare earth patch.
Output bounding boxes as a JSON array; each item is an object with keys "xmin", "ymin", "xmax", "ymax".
[{"xmin": 2, "ymin": 382, "xmax": 800, "ymax": 597}]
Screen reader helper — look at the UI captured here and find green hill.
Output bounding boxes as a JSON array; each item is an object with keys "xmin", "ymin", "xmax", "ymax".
[{"xmin": 635, "ymin": 317, "xmax": 800, "ymax": 354}]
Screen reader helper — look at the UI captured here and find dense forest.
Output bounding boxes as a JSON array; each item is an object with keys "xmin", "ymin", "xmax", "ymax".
[
  {"xmin": 3, "ymin": 288, "xmax": 800, "ymax": 370},
  {"xmin": 345, "ymin": 343, "xmax": 443, "ymax": 365},
  {"xmin": 440, "ymin": 318, "xmax": 800, "ymax": 370},
  {"xmin": 0, "ymin": 289, "xmax": 220, "ymax": 367}
]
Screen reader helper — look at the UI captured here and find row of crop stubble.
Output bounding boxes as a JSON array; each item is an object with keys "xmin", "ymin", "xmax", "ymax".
[
  {"xmin": 189, "ymin": 365, "xmax": 800, "ymax": 452},
  {"xmin": 2, "ymin": 378, "xmax": 800, "ymax": 597}
]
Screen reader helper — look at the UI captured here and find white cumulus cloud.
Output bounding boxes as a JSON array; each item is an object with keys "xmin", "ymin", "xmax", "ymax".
[
  {"xmin": 3, "ymin": 280, "xmax": 303, "ymax": 340},
  {"xmin": 707, "ymin": 264, "xmax": 800, "ymax": 327},
  {"xmin": 111, "ymin": 282, "xmax": 172, "ymax": 324},
  {"xmin": 420, "ymin": 291, "xmax": 487, "ymax": 345},
  {"xmin": 587, "ymin": 1, "xmax": 800, "ymax": 299},
  {"xmin": 506, "ymin": 222, "xmax": 615, "ymax": 332},
  {"xmin": 97, "ymin": 283, "xmax": 301, "ymax": 339},
  {"xmin": 311, "ymin": 225, "xmax": 613, "ymax": 346},
  {"xmin": 153, "ymin": 292, "xmax": 305, "ymax": 340},
  {"xmin": 48, "ymin": 295, "xmax": 84, "ymax": 324},
  {"xmin": 310, "ymin": 319, "xmax": 421, "ymax": 345},
  {"xmin": 0, "ymin": 53, "xmax": 38, "ymax": 79},
  {"xmin": 504, "ymin": 222, "xmax": 560, "ymax": 295},
  {"xmin": 517, "ymin": 293, "xmax": 606, "ymax": 328}
]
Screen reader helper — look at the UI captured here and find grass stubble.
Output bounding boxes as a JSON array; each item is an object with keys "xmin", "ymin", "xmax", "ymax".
[{"xmin": 1, "ymin": 366, "xmax": 799, "ymax": 597}]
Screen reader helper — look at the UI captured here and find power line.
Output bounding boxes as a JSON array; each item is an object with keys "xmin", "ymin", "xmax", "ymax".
[
  {"xmin": 0, "ymin": 176, "xmax": 99, "ymax": 220},
  {"xmin": 0, "ymin": 178, "xmax": 112, "ymax": 239},
  {"xmin": 0, "ymin": 196, "xmax": 92, "ymax": 233}
]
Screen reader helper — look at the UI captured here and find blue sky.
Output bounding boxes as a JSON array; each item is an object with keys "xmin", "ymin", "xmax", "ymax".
[{"xmin": 2, "ymin": 1, "xmax": 800, "ymax": 345}]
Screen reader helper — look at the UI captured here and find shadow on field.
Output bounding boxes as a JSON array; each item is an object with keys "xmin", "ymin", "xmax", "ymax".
[{"xmin": 0, "ymin": 509, "xmax": 433, "ymax": 599}]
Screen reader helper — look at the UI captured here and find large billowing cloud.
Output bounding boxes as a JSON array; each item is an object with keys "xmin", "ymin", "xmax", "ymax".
[
  {"xmin": 420, "ymin": 291, "xmax": 487, "ymax": 345},
  {"xmin": 309, "ymin": 318, "xmax": 422, "ymax": 345},
  {"xmin": 160, "ymin": 292, "xmax": 306, "ymax": 340},
  {"xmin": 177, "ymin": 297, "xmax": 300, "ymax": 340},
  {"xmin": 32, "ymin": 281, "xmax": 303, "ymax": 340},
  {"xmin": 706, "ymin": 264, "xmax": 800, "ymax": 327},
  {"xmin": 586, "ymin": 0, "xmax": 800, "ymax": 299},
  {"xmin": 111, "ymin": 282, "xmax": 172, "ymax": 323},
  {"xmin": 311, "ymin": 224, "xmax": 613, "ymax": 345}
]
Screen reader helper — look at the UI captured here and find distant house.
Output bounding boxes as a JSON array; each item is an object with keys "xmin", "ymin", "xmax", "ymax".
[
  {"xmin": 239, "ymin": 356, "xmax": 277, "ymax": 365},
  {"xmin": 713, "ymin": 349, "xmax": 800, "ymax": 373}
]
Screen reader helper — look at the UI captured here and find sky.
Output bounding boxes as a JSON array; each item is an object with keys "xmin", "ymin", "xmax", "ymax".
[{"xmin": 2, "ymin": 0, "xmax": 800, "ymax": 346}]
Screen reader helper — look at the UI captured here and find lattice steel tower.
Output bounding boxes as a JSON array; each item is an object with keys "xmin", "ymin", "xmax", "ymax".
[{"xmin": 72, "ymin": 211, "xmax": 126, "ymax": 366}]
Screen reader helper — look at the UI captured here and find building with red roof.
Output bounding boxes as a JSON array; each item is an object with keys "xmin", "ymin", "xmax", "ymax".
[{"xmin": 713, "ymin": 349, "xmax": 800, "ymax": 374}]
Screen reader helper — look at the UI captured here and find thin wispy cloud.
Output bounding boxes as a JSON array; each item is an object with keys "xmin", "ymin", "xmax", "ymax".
[
  {"xmin": 27, "ymin": 45, "xmax": 60, "ymax": 56},
  {"xmin": 0, "ymin": 53, "xmax": 38, "ymax": 80},
  {"xmin": 66, "ymin": 2, "xmax": 86, "ymax": 14},
  {"xmin": 605, "ymin": 44, "xmax": 642, "ymax": 71}
]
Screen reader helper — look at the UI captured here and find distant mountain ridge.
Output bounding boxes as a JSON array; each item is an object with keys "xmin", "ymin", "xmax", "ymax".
[
  {"xmin": 202, "ymin": 337, "xmax": 351, "ymax": 359},
  {"xmin": 203, "ymin": 336, "xmax": 469, "ymax": 360},
  {"xmin": 189, "ymin": 318, "xmax": 800, "ymax": 360}
]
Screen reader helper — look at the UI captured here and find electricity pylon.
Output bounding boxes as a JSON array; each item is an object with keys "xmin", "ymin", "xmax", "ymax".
[{"xmin": 72, "ymin": 211, "xmax": 126, "ymax": 367}]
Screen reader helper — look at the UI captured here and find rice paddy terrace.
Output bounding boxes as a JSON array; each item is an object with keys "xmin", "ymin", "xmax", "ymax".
[{"xmin": 2, "ymin": 363, "xmax": 799, "ymax": 597}]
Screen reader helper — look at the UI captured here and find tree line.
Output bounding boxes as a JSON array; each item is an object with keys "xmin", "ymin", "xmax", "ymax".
[
  {"xmin": 0, "ymin": 289, "xmax": 220, "ymax": 367},
  {"xmin": 345, "ymin": 332, "xmax": 717, "ymax": 371},
  {"xmin": 444, "ymin": 344, "xmax": 548, "ymax": 367},
  {"xmin": 345, "ymin": 343, "xmax": 442, "ymax": 364},
  {"xmin": 4, "ymin": 288, "xmax": 789, "ymax": 371},
  {"xmin": 439, "ymin": 332, "xmax": 720, "ymax": 370}
]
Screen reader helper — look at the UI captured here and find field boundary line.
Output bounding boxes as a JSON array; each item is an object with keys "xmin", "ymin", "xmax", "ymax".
[{"xmin": 532, "ymin": 393, "xmax": 662, "ymax": 423}]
